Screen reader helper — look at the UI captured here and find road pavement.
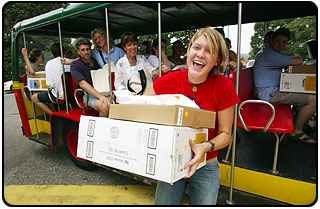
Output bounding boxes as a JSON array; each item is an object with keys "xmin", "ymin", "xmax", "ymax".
[{"xmin": 3, "ymin": 92, "xmax": 159, "ymax": 206}]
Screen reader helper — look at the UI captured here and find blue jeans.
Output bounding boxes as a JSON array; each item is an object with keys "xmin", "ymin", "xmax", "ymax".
[{"xmin": 154, "ymin": 160, "xmax": 220, "ymax": 205}]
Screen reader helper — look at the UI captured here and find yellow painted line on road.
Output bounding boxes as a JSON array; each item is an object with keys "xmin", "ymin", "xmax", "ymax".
[{"xmin": 4, "ymin": 185, "xmax": 156, "ymax": 205}]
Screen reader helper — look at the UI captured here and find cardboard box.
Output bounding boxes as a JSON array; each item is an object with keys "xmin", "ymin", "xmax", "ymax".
[
  {"xmin": 279, "ymin": 73, "xmax": 316, "ymax": 94},
  {"xmin": 288, "ymin": 65, "xmax": 316, "ymax": 74},
  {"xmin": 29, "ymin": 72, "xmax": 46, "ymax": 78},
  {"xmin": 77, "ymin": 116, "xmax": 208, "ymax": 184},
  {"xmin": 109, "ymin": 104, "xmax": 216, "ymax": 129},
  {"xmin": 27, "ymin": 78, "xmax": 48, "ymax": 91}
]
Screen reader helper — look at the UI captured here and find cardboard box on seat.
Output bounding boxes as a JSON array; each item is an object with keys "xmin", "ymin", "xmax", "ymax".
[
  {"xmin": 109, "ymin": 104, "xmax": 216, "ymax": 129},
  {"xmin": 279, "ymin": 73, "xmax": 316, "ymax": 94},
  {"xmin": 77, "ymin": 116, "xmax": 208, "ymax": 184},
  {"xmin": 288, "ymin": 65, "xmax": 316, "ymax": 74}
]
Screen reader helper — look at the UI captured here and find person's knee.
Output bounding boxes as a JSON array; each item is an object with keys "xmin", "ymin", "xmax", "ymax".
[
  {"xmin": 100, "ymin": 105, "xmax": 110, "ymax": 116},
  {"xmin": 95, "ymin": 100, "xmax": 109, "ymax": 116},
  {"xmin": 31, "ymin": 94, "xmax": 39, "ymax": 102},
  {"xmin": 308, "ymin": 95, "xmax": 316, "ymax": 106}
]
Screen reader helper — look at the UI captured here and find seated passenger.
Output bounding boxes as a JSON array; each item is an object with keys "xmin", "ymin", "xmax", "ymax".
[
  {"xmin": 139, "ymin": 40, "xmax": 152, "ymax": 58},
  {"xmin": 31, "ymin": 43, "xmax": 72, "ymax": 115},
  {"xmin": 224, "ymin": 38, "xmax": 243, "ymax": 77},
  {"xmin": 115, "ymin": 32, "xmax": 156, "ymax": 93},
  {"xmin": 91, "ymin": 28, "xmax": 125, "ymax": 67},
  {"xmin": 64, "ymin": 48, "xmax": 74, "ymax": 59},
  {"xmin": 168, "ymin": 40, "xmax": 186, "ymax": 70},
  {"xmin": 70, "ymin": 38, "xmax": 110, "ymax": 117},
  {"xmin": 21, "ymin": 48, "xmax": 46, "ymax": 78},
  {"xmin": 148, "ymin": 38, "xmax": 171, "ymax": 75},
  {"xmin": 255, "ymin": 30, "xmax": 274, "ymax": 58},
  {"xmin": 253, "ymin": 27, "xmax": 316, "ymax": 144}
]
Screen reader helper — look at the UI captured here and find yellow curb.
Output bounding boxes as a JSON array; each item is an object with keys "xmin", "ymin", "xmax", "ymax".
[{"xmin": 4, "ymin": 185, "xmax": 156, "ymax": 205}]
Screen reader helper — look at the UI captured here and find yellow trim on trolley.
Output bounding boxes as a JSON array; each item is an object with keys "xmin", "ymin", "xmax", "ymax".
[
  {"xmin": 29, "ymin": 119, "xmax": 51, "ymax": 135},
  {"xmin": 219, "ymin": 163, "xmax": 316, "ymax": 205}
]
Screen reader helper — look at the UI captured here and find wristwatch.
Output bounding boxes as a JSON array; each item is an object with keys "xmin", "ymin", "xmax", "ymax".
[{"xmin": 203, "ymin": 141, "xmax": 215, "ymax": 153}]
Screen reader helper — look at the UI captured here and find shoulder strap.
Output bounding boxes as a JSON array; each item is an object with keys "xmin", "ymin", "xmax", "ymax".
[
  {"xmin": 137, "ymin": 69, "xmax": 147, "ymax": 95},
  {"xmin": 127, "ymin": 70, "xmax": 147, "ymax": 95},
  {"xmin": 99, "ymin": 49, "xmax": 106, "ymax": 65}
]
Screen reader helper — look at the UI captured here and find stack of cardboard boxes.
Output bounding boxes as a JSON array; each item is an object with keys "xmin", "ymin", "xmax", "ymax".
[
  {"xmin": 77, "ymin": 104, "xmax": 216, "ymax": 184},
  {"xmin": 279, "ymin": 65, "xmax": 316, "ymax": 94}
]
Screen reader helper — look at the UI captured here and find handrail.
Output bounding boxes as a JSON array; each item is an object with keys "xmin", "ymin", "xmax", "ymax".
[
  {"xmin": 23, "ymin": 86, "xmax": 31, "ymax": 101},
  {"xmin": 74, "ymin": 89, "xmax": 89, "ymax": 113},
  {"xmin": 238, "ymin": 99, "xmax": 276, "ymax": 133},
  {"xmin": 47, "ymin": 87, "xmax": 59, "ymax": 104}
]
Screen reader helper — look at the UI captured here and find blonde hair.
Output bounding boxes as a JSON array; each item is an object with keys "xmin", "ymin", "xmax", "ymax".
[
  {"xmin": 187, "ymin": 27, "xmax": 228, "ymax": 75},
  {"xmin": 90, "ymin": 28, "xmax": 114, "ymax": 49}
]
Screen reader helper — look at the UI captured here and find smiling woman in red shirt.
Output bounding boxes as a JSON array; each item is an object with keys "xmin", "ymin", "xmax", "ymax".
[{"xmin": 145, "ymin": 27, "xmax": 239, "ymax": 205}]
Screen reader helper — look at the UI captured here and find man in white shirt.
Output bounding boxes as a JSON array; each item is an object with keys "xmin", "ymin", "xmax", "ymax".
[{"xmin": 31, "ymin": 43, "xmax": 72, "ymax": 115}]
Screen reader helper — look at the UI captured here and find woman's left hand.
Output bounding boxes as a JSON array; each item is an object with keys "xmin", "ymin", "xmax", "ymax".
[{"xmin": 183, "ymin": 139, "xmax": 207, "ymax": 178}]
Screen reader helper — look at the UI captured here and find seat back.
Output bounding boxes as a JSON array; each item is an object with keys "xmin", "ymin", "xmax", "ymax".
[
  {"xmin": 22, "ymin": 74, "xmax": 31, "ymax": 101},
  {"xmin": 229, "ymin": 67, "xmax": 254, "ymax": 103},
  {"xmin": 22, "ymin": 74, "xmax": 27, "ymax": 86}
]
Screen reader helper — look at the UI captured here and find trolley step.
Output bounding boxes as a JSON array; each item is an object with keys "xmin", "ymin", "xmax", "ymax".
[{"xmin": 28, "ymin": 133, "xmax": 51, "ymax": 147}]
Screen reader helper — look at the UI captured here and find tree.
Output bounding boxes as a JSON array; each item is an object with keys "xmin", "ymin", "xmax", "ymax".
[
  {"xmin": 249, "ymin": 16, "xmax": 316, "ymax": 60},
  {"xmin": 3, "ymin": 2, "xmax": 66, "ymax": 81}
]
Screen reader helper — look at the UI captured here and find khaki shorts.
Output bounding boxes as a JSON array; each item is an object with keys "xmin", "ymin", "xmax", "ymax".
[{"xmin": 270, "ymin": 91, "xmax": 309, "ymax": 109}]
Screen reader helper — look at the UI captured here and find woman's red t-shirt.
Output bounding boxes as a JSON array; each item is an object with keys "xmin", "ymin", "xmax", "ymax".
[{"xmin": 153, "ymin": 69, "xmax": 239, "ymax": 160}]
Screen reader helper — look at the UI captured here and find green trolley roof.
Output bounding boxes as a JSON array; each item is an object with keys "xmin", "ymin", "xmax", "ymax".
[{"xmin": 13, "ymin": 2, "xmax": 317, "ymax": 38}]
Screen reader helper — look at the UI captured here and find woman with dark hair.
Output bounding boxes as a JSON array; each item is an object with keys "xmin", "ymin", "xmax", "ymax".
[
  {"xmin": 148, "ymin": 38, "xmax": 171, "ymax": 75},
  {"xmin": 114, "ymin": 31, "xmax": 156, "ymax": 94},
  {"xmin": 168, "ymin": 40, "xmax": 186, "ymax": 70},
  {"xmin": 21, "ymin": 48, "xmax": 45, "ymax": 78}
]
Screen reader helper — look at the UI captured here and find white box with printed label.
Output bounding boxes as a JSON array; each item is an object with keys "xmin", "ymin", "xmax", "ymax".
[
  {"xmin": 77, "ymin": 116, "xmax": 208, "ymax": 184},
  {"xmin": 279, "ymin": 73, "xmax": 316, "ymax": 94}
]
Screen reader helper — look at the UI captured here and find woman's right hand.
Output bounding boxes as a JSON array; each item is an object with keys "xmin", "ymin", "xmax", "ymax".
[
  {"xmin": 21, "ymin": 48, "xmax": 27, "ymax": 57},
  {"xmin": 161, "ymin": 64, "xmax": 170, "ymax": 73}
]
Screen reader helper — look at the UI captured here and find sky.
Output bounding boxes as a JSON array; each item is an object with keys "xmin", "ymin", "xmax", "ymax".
[{"xmin": 225, "ymin": 23, "xmax": 255, "ymax": 55}]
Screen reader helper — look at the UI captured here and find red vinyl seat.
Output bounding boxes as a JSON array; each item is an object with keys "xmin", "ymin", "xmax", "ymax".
[{"xmin": 228, "ymin": 68, "xmax": 293, "ymax": 173}]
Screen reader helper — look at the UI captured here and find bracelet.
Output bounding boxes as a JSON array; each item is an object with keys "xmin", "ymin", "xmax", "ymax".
[{"xmin": 203, "ymin": 141, "xmax": 215, "ymax": 153}]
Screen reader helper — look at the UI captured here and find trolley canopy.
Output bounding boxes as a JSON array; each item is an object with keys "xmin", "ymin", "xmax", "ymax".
[{"xmin": 13, "ymin": 2, "xmax": 317, "ymax": 38}]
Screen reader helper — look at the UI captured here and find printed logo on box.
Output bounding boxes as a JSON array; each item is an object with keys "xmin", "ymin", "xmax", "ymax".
[
  {"xmin": 86, "ymin": 141, "xmax": 94, "ymax": 158},
  {"xmin": 110, "ymin": 126, "xmax": 120, "ymax": 139},
  {"xmin": 87, "ymin": 119, "xmax": 96, "ymax": 137},
  {"xmin": 146, "ymin": 153, "xmax": 156, "ymax": 175},
  {"xmin": 148, "ymin": 128, "xmax": 158, "ymax": 149}
]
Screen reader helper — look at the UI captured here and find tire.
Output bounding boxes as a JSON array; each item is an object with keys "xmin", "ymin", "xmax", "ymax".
[
  {"xmin": 10, "ymin": 85, "xmax": 13, "ymax": 92},
  {"xmin": 63, "ymin": 121, "xmax": 96, "ymax": 171}
]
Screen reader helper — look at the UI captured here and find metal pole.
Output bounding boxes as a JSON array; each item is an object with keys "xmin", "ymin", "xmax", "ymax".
[
  {"xmin": 58, "ymin": 21, "xmax": 69, "ymax": 114},
  {"xmin": 23, "ymin": 32, "xmax": 39, "ymax": 138},
  {"xmin": 226, "ymin": 2, "xmax": 242, "ymax": 205},
  {"xmin": 158, "ymin": 3, "xmax": 162, "ymax": 77},
  {"xmin": 23, "ymin": 32, "xmax": 26, "ymax": 48},
  {"xmin": 105, "ymin": 7, "xmax": 113, "ymax": 104}
]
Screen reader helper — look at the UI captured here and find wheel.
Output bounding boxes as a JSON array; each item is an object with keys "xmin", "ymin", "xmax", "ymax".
[
  {"xmin": 10, "ymin": 85, "xmax": 13, "ymax": 92},
  {"xmin": 63, "ymin": 121, "xmax": 96, "ymax": 171}
]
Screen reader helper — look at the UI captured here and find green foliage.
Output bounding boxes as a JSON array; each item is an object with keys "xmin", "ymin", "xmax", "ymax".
[
  {"xmin": 3, "ymin": 2, "xmax": 66, "ymax": 81},
  {"xmin": 249, "ymin": 16, "xmax": 316, "ymax": 60},
  {"xmin": 138, "ymin": 29, "xmax": 197, "ymax": 56}
]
